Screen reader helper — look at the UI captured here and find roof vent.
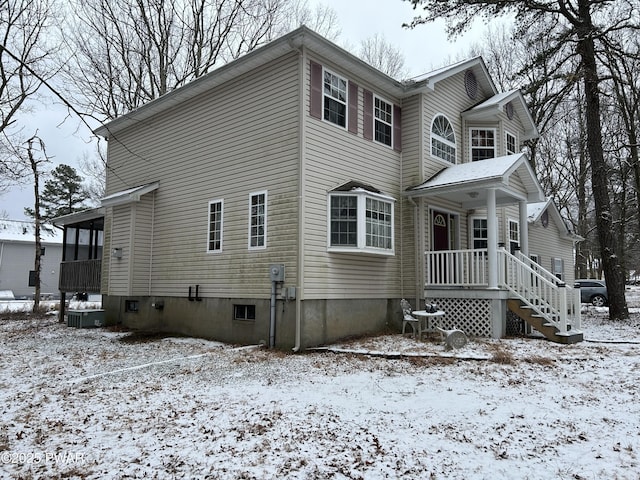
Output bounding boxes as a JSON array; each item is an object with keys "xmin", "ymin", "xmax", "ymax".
[{"xmin": 464, "ymin": 70, "xmax": 478, "ymax": 100}]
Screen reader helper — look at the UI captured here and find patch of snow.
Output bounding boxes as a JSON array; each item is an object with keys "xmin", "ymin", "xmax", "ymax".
[{"xmin": 1, "ymin": 292, "xmax": 639, "ymax": 479}]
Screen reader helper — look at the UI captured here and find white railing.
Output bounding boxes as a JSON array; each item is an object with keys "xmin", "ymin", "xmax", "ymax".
[
  {"xmin": 424, "ymin": 248, "xmax": 581, "ymax": 334},
  {"xmin": 425, "ymin": 249, "xmax": 489, "ymax": 286}
]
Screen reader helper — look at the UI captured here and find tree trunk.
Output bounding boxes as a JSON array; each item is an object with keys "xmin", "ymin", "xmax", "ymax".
[{"xmin": 577, "ymin": 1, "xmax": 628, "ymax": 319}]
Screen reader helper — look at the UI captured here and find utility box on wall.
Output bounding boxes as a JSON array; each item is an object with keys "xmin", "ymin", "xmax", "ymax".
[{"xmin": 269, "ymin": 264, "xmax": 285, "ymax": 282}]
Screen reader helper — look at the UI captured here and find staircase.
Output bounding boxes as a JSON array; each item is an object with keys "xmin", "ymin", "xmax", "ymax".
[{"xmin": 501, "ymin": 251, "xmax": 583, "ymax": 344}]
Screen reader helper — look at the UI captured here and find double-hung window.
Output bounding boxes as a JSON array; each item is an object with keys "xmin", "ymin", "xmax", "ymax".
[
  {"xmin": 374, "ymin": 96, "xmax": 393, "ymax": 147},
  {"xmin": 329, "ymin": 189, "xmax": 395, "ymax": 254},
  {"xmin": 323, "ymin": 69, "xmax": 347, "ymax": 128},
  {"xmin": 508, "ymin": 219, "xmax": 519, "ymax": 253},
  {"xmin": 506, "ymin": 131, "xmax": 517, "ymax": 155},
  {"xmin": 470, "ymin": 128, "xmax": 496, "ymax": 161},
  {"xmin": 249, "ymin": 191, "xmax": 267, "ymax": 250},
  {"xmin": 207, "ymin": 199, "xmax": 223, "ymax": 252},
  {"xmin": 471, "ymin": 217, "xmax": 488, "ymax": 249}
]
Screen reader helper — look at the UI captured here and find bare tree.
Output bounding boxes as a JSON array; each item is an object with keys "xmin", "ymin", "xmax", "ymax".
[
  {"xmin": 283, "ymin": 0, "xmax": 341, "ymax": 40},
  {"xmin": 0, "ymin": 0, "xmax": 56, "ymax": 188},
  {"xmin": 405, "ymin": 0, "xmax": 637, "ymax": 320},
  {"xmin": 79, "ymin": 145, "xmax": 107, "ymax": 202},
  {"xmin": 59, "ymin": 0, "xmax": 322, "ymax": 122},
  {"xmin": 358, "ymin": 33, "xmax": 407, "ymax": 79}
]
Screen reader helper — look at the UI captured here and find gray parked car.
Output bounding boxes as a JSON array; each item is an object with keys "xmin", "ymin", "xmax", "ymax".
[{"xmin": 574, "ymin": 279, "xmax": 608, "ymax": 306}]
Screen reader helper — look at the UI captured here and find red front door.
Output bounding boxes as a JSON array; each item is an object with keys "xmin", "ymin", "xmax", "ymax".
[
  {"xmin": 433, "ymin": 211, "xmax": 449, "ymax": 251},
  {"xmin": 430, "ymin": 211, "xmax": 453, "ymax": 283}
]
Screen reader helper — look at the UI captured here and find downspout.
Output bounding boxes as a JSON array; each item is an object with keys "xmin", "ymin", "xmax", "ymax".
[
  {"xmin": 293, "ymin": 45, "xmax": 307, "ymax": 352},
  {"xmin": 408, "ymin": 196, "xmax": 422, "ymax": 307},
  {"xmin": 148, "ymin": 191, "xmax": 155, "ymax": 295},
  {"xmin": 270, "ymin": 279, "xmax": 277, "ymax": 348}
]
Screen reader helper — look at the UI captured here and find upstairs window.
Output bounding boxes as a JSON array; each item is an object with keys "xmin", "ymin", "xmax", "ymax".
[
  {"xmin": 470, "ymin": 128, "xmax": 496, "ymax": 161},
  {"xmin": 323, "ymin": 69, "xmax": 347, "ymax": 128},
  {"xmin": 328, "ymin": 188, "xmax": 395, "ymax": 255},
  {"xmin": 431, "ymin": 115, "xmax": 456, "ymax": 163},
  {"xmin": 207, "ymin": 200, "xmax": 223, "ymax": 252},
  {"xmin": 249, "ymin": 191, "xmax": 267, "ymax": 250},
  {"xmin": 506, "ymin": 131, "xmax": 517, "ymax": 155},
  {"xmin": 374, "ymin": 96, "xmax": 393, "ymax": 147}
]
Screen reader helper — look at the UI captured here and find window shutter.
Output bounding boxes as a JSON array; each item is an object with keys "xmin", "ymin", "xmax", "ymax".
[
  {"xmin": 393, "ymin": 104, "xmax": 402, "ymax": 152},
  {"xmin": 363, "ymin": 89, "xmax": 373, "ymax": 141},
  {"xmin": 310, "ymin": 61, "xmax": 322, "ymax": 119},
  {"xmin": 348, "ymin": 81, "xmax": 358, "ymax": 134}
]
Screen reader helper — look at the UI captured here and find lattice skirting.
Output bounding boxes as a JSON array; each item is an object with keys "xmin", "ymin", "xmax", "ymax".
[
  {"xmin": 431, "ymin": 297, "xmax": 493, "ymax": 337},
  {"xmin": 506, "ymin": 310, "xmax": 526, "ymax": 336}
]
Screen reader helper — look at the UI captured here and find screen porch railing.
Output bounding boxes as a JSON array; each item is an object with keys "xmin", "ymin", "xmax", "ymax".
[{"xmin": 58, "ymin": 259, "xmax": 102, "ymax": 293}]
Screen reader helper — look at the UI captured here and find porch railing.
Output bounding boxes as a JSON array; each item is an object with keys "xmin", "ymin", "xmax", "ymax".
[
  {"xmin": 58, "ymin": 259, "xmax": 102, "ymax": 293},
  {"xmin": 425, "ymin": 248, "xmax": 489, "ymax": 286},
  {"xmin": 424, "ymin": 248, "xmax": 581, "ymax": 334}
]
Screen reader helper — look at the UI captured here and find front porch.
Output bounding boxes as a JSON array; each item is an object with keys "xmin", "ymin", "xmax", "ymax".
[{"xmin": 424, "ymin": 248, "xmax": 583, "ymax": 343}]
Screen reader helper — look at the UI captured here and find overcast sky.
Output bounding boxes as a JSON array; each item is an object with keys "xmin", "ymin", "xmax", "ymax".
[{"xmin": 1, "ymin": 0, "xmax": 488, "ymax": 222}]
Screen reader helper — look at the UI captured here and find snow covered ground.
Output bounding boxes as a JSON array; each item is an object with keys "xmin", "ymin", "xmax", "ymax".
[{"xmin": 1, "ymin": 292, "xmax": 639, "ymax": 479}]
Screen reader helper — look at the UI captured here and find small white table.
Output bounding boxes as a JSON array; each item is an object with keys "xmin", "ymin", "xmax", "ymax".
[{"xmin": 412, "ymin": 310, "xmax": 446, "ymax": 338}]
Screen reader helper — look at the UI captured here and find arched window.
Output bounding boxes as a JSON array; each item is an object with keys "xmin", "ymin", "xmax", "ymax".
[{"xmin": 431, "ymin": 115, "xmax": 456, "ymax": 163}]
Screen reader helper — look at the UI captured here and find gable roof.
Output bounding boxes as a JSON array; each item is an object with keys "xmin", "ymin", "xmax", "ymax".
[
  {"xmin": 462, "ymin": 90, "xmax": 538, "ymax": 141},
  {"xmin": 406, "ymin": 154, "xmax": 545, "ymax": 208},
  {"xmin": 407, "ymin": 56, "xmax": 497, "ymax": 96},
  {"xmin": 528, "ymin": 198, "xmax": 583, "ymax": 242},
  {"xmin": 94, "ymin": 27, "xmax": 518, "ymax": 139}
]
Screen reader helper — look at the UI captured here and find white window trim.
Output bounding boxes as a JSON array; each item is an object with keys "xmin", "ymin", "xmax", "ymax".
[
  {"xmin": 327, "ymin": 189, "xmax": 395, "ymax": 256},
  {"xmin": 373, "ymin": 94, "xmax": 393, "ymax": 148},
  {"xmin": 507, "ymin": 218, "xmax": 519, "ymax": 252},
  {"xmin": 469, "ymin": 127, "xmax": 497, "ymax": 161},
  {"xmin": 207, "ymin": 199, "xmax": 224, "ymax": 253},
  {"xmin": 322, "ymin": 67, "xmax": 348, "ymax": 130},
  {"xmin": 505, "ymin": 131, "xmax": 518, "ymax": 155},
  {"xmin": 430, "ymin": 114, "xmax": 457, "ymax": 165},
  {"xmin": 552, "ymin": 257, "xmax": 564, "ymax": 281},
  {"xmin": 248, "ymin": 190, "xmax": 267, "ymax": 251},
  {"xmin": 468, "ymin": 215, "xmax": 489, "ymax": 250}
]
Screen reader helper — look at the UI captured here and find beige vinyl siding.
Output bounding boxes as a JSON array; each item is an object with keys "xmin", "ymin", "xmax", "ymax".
[
  {"xmin": 302, "ymin": 56, "xmax": 403, "ymax": 300},
  {"xmin": 399, "ymin": 94, "xmax": 422, "ymax": 295},
  {"xmin": 529, "ymin": 217, "xmax": 576, "ymax": 286},
  {"xmin": 104, "ymin": 52, "xmax": 300, "ymax": 298},
  {"xmin": 131, "ymin": 194, "xmax": 154, "ymax": 295},
  {"xmin": 108, "ymin": 206, "xmax": 132, "ymax": 296},
  {"xmin": 100, "ymin": 216, "xmax": 111, "ymax": 294},
  {"xmin": 422, "ymin": 73, "xmax": 485, "ymax": 177}
]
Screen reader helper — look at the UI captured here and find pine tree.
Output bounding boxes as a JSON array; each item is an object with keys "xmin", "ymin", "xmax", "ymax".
[{"xmin": 25, "ymin": 164, "xmax": 90, "ymax": 223}]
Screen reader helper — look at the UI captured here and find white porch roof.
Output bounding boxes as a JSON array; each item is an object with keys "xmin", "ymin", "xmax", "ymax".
[{"xmin": 405, "ymin": 154, "xmax": 545, "ymax": 208}]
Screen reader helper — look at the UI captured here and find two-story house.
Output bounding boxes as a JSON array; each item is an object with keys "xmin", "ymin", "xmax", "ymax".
[{"xmin": 55, "ymin": 26, "xmax": 582, "ymax": 348}]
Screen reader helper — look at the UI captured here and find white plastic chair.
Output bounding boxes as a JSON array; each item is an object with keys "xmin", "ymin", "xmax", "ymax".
[{"xmin": 400, "ymin": 299, "xmax": 420, "ymax": 338}]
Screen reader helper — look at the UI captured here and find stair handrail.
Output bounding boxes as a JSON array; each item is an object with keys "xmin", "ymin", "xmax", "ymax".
[{"xmin": 499, "ymin": 249, "xmax": 580, "ymax": 334}]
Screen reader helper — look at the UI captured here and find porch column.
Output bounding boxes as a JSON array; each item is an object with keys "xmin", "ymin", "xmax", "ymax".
[
  {"xmin": 487, "ymin": 188, "xmax": 498, "ymax": 289},
  {"xmin": 519, "ymin": 200, "xmax": 529, "ymax": 258}
]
